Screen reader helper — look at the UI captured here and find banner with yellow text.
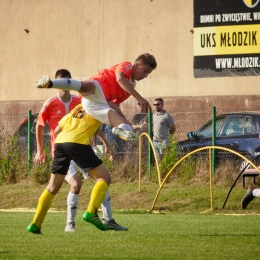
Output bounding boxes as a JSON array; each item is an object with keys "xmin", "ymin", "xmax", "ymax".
[{"xmin": 194, "ymin": 0, "xmax": 260, "ymax": 77}]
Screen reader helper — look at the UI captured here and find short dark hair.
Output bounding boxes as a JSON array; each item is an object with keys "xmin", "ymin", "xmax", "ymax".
[
  {"xmin": 154, "ymin": 98, "xmax": 164, "ymax": 104},
  {"xmin": 135, "ymin": 53, "xmax": 157, "ymax": 70},
  {"xmin": 55, "ymin": 69, "xmax": 71, "ymax": 79}
]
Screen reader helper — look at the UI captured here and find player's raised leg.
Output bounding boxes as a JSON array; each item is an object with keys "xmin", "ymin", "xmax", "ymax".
[
  {"xmin": 36, "ymin": 76, "xmax": 96, "ymax": 96},
  {"xmin": 107, "ymin": 110, "xmax": 137, "ymax": 141},
  {"xmin": 36, "ymin": 76, "xmax": 137, "ymax": 141}
]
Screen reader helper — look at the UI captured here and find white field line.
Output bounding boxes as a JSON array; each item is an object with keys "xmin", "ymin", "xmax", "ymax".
[{"xmin": 0, "ymin": 208, "xmax": 66, "ymax": 212}]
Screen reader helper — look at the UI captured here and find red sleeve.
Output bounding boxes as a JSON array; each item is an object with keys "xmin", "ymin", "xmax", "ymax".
[
  {"xmin": 114, "ymin": 61, "xmax": 133, "ymax": 80},
  {"xmin": 37, "ymin": 105, "xmax": 48, "ymax": 126}
]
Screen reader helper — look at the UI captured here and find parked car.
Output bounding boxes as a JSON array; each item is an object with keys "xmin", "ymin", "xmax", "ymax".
[
  {"xmin": 177, "ymin": 113, "xmax": 260, "ymax": 170},
  {"xmin": 16, "ymin": 113, "xmax": 50, "ymax": 154}
]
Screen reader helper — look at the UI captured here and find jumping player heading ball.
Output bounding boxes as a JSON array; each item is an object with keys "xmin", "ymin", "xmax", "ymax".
[{"xmin": 35, "ymin": 53, "xmax": 157, "ymax": 141}]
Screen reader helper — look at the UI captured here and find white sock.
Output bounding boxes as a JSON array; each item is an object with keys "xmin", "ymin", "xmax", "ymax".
[
  {"xmin": 52, "ymin": 79, "xmax": 81, "ymax": 91},
  {"xmin": 101, "ymin": 190, "xmax": 112, "ymax": 221},
  {"xmin": 253, "ymin": 189, "xmax": 260, "ymax": 197},
  {"xmin": 67, "ymin": 192, "xmax": 79, "ymax": 223},
  {"xmin": 118, "ymin": 123, "xmax": 132, "ymax": 132}
]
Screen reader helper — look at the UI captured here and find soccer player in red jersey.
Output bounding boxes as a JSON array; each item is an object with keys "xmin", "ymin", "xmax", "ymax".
[{"xmin": 35, "ymin": 53, "xmax": 157, "ymax": 141}]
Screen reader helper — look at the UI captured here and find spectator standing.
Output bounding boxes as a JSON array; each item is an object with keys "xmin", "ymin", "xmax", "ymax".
[
  {"xmin": 152, "ymin": 98, "xmax": 176, "ymax": 160},
  {"xmin": 132, "ymin": 103, "xmax": 148, "ymax": 136},
  {"xmin": 131, "ymin": 102, "xmax": 149, "ymax": 153}
]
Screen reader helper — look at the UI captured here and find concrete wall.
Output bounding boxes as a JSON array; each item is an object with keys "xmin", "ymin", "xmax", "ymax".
[{"xmin": 1, "ymin": 0, "xmax": 259, "ymax": 115}]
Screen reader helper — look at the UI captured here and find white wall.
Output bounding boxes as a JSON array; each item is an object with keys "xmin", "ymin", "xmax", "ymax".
[{"xmin": 0, "ymin": 0, "xmax": 259, "ymax": 103}]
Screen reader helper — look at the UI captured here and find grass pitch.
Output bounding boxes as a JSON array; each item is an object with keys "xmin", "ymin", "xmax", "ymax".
[
  {"xmin": 0, "ymin": 211, "xmax": 260, "ymax": 259},
  {"xmin": 0, "ymin": 177, "xmax": 260, "ymax": 259}
]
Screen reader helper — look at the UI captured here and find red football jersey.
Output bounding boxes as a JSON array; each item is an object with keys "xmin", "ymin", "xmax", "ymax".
[
  {"xmin": 37, "ymin": 94, "xmax": 81, "ymax": 155},
  {"xmin": 90, "ymin": 61, "xmax": 135, "ymax": 105}
]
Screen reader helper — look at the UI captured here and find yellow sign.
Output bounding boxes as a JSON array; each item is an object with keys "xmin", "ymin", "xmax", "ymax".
[{"xmin": 194, "ymin": 24, "xmax": 260, "ymax": 56}]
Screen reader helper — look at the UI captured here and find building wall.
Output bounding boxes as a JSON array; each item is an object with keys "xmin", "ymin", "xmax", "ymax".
[{"xmin": 1, "ymin": 0, "xmax": 259, "ymax": 115}]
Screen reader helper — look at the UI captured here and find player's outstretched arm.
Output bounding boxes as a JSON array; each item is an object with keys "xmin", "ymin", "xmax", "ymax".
[
  {"xmin": 34, "ymin": 124, "xmax": 45, "ymax": 165},
  {"xmin": 54, "ymin": 125, "xmax": 62, "ymax": 135},
  {"xmin": 96, "ymin": 129, "xmax": 114, "ymax": 161},
  {"xmin": 115, "ymin": 71, "xmax": 151, "ymax": 111}
]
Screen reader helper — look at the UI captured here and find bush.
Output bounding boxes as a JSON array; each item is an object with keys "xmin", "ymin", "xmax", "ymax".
[
  {"xmin": 30, "ymin": 145, "xmax": 52, "ymax": 184},
  {"xmin": 159, "ymin": 135, "xmax": 179, "ymax": 178},
  {"xmin": 0, "ymin": 130, "xmax": 244, "ymax": 187},
  {"xmin": 0, "ymin": 134, "xmax": 28, "ymax": 184}
]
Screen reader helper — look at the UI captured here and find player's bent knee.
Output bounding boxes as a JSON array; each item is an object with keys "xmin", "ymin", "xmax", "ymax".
[
  {"xmin": 47, "ymin": 173, "xmax": 65, "ymax": 194},
  {"xmin": 104, "ymin": 175, "xmax": 111, "ymax": 186},
  {"xmin": 107, "ymin": 110, "xmax": 132, "ymax": 127},
  {"xmin": 70, "ymin": 182, "xmax": 81, "ymax": 194},
  {"xmin": 89, "ymin": 164, "xmax": 111, "ymax": 186},
  {"xmin": 46, "ymin": 186, "xmax": 60, "ymax": 195},
  {"xmin": 69, "ymin": 176, "xmax": 82, "ymax": 194},
  {"xmin": 79, "ymin": 80, "xmax": 96, "ymax": 95}
]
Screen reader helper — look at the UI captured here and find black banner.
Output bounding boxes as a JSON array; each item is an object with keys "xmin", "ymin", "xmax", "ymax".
[{"xmin": 194, "ymin": 0, "xmax": 260, "ymax": 77}]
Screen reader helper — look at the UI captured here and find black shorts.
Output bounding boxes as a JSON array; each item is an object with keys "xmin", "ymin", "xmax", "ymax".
[{"xmin": 51, "ymin": 143, "xmax": 103, "ymax": 175}]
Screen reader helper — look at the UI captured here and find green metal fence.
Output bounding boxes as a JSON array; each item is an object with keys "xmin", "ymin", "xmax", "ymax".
[{"xmin": 1, "ymin": 107, "xmax": 260, "ymax": 175}]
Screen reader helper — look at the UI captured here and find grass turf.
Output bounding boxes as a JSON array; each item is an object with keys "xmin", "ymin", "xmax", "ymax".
[
  {"xmin": 0, "ymin": 211, "xmax": 260, "ymax": 259},
  {"xmin": 1, "ymin": 178, "xmax": 260, "ymax": 259}
]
